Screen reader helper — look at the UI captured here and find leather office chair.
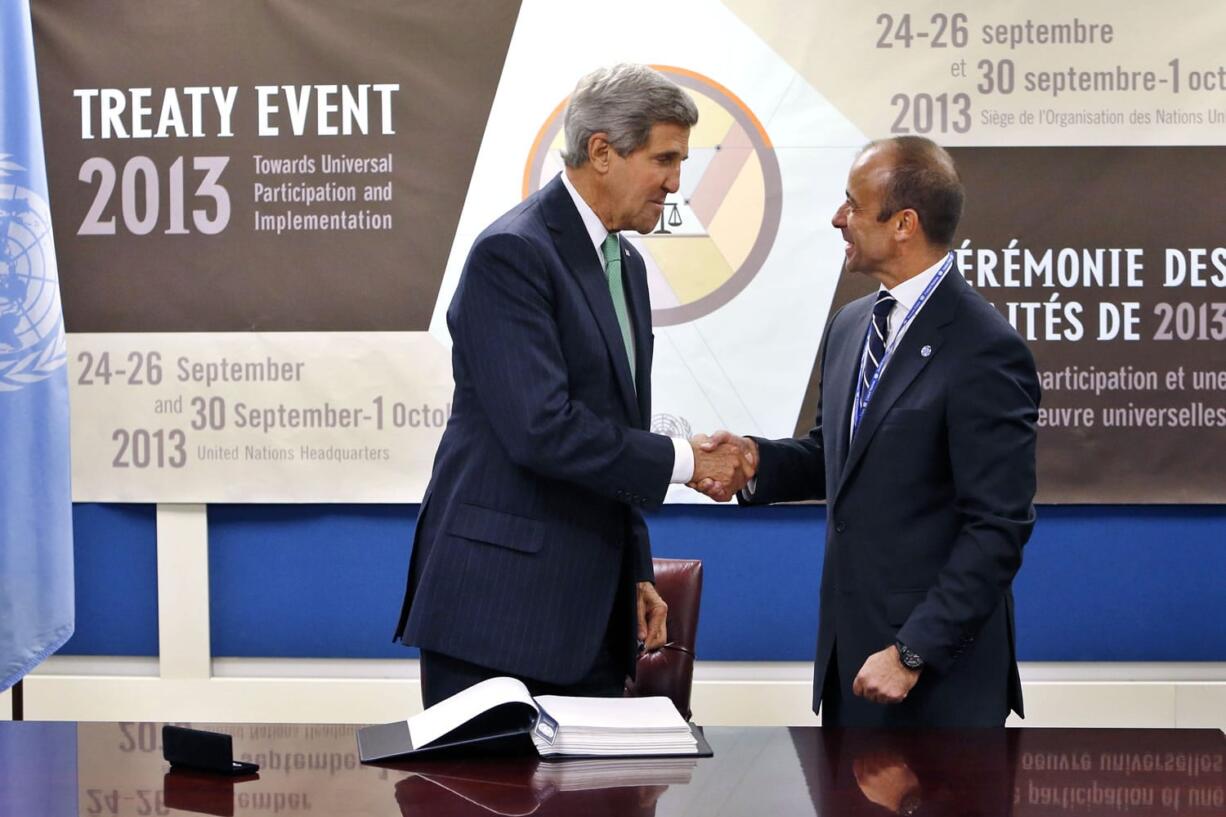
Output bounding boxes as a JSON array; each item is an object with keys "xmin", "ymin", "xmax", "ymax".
[{"xmin": 624, "ymin": 558, "xmax": 703, "ymax": 720}]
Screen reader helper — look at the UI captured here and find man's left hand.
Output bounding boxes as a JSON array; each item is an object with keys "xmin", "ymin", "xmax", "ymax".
[
  {"xmin": 852, "ymin": 645, "xmax": 921, "ymax": 704},
  {"xmin": 636, "ymin": 581, "xmax": 668, "ymax": 651}
]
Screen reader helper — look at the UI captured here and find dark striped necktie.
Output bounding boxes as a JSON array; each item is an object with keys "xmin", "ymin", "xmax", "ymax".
[{"xmin": 861, "ymin": 290, "xmax": 897, "ymax": 395}]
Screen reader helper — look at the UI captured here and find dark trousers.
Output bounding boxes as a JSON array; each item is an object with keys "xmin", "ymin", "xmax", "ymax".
[
  {"xmin": 420, "ymin": 642, "xmax": 626, "ymax": 708},
  {"xmin": 819, "ymin": 648, "xmax": 846, "ymax": 727}
]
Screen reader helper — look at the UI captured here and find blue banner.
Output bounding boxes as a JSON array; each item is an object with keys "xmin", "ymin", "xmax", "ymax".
[{"xmin": 0, "ymin": 0, "xmax": 74, "ymax": 691}]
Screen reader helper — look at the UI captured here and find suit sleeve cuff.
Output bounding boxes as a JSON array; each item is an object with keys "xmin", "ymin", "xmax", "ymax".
[
  {"xmin": 740, "ymin": 476, "xmax": 758, "ymax": 499},
  {"xmin": 669, "ymin": 437, "xmax": 694, "ymax": 484}
]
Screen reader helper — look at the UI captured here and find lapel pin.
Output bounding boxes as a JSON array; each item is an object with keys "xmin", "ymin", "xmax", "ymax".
[{"xmin": 920, "ymin": 345, "xmax": 933, "ymax": 358}]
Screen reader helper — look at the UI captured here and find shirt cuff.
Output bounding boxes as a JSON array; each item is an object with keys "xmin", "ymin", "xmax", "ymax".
[{"xmin": 669, "ymin": 437, "xmax": 694, "ymax": 484}]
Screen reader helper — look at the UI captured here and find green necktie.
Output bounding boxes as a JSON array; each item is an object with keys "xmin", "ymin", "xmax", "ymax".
[{"xmin": 601, "ymin": 233, "xmax": 636, "ymax": 383}]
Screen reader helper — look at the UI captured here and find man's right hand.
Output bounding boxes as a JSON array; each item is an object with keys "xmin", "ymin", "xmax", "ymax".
[{"xmin": 688, "ymin": 431, "xmax": 758, "ymax": 502}]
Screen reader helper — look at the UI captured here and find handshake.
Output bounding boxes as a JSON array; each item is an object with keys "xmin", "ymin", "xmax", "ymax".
[{"xmin": 687, "ymin": 431, "xmax": 759, "ymax": 502}]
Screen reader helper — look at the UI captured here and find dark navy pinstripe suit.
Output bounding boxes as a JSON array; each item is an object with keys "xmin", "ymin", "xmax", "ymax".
[{"xmin": 394, "ymin": 174, "xmax": 674, "ymax": 688}]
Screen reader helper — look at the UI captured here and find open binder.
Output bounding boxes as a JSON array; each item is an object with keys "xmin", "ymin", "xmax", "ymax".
[{"xmin": 357, "ymin": 677, "xmax": 713, "ymax": 763}]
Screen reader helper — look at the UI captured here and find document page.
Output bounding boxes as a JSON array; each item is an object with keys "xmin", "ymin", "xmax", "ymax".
[
  {"xmin": 407, "ymin": 676, "xmax": 537, "ymax": 749},
  {"xmin": 530, "ymin": 695, "xmax": 697, "ymax": 756},
  {"xmin": 532, "ymin": 695, "xmax": 687, "ymax": 730}
]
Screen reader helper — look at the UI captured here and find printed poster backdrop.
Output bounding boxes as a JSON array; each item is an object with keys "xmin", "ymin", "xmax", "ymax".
[
  {"xmin": 29, "ymin": 0, "xmax": 1226, "ymax": 503},
  {"xmin": 32, "ymin": 0, "xmax": 521, "ymax": 501}
]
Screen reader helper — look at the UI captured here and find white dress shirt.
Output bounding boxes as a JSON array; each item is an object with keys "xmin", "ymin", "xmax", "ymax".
[
  {"xmin": 744, "ymin": 254, "xmax": 951, "ymax": 498},
  {"xmin": 866, "ymin": 254, "xmax": 948, "ymax": 367},
  {"xmin": 560, "ymin": 171, "xmax": 694, "ymax": 483},
  {"xmin": 850, "ymin": 254, "xmax": 950, "ymax": 437}
]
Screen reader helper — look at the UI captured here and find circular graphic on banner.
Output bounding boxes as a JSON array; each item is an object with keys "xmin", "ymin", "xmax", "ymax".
[
  {"xmin": 0, "ymin": 174, "xmax": 67, "ymax": 391},
  {"xmin": 523, "ymin": 67, "xmax": 782, "ymax": 326}
]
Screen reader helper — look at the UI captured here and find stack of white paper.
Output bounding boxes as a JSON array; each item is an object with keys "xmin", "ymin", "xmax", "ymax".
[
  {"xmin": 530, "ymin": 695, "xmax": 698, "ymax": 757},
  {"xmin": 532, "ymin": 757, "xmax": 697, "ymax": 788}
]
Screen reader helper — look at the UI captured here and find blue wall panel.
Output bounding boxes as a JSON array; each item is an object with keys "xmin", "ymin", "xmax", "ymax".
[
  {"xmin": 207, "ymin": 505, "xmax": 417, "ymax": 659},
  {"xmin": 62, "ymin": 504, "xmax": 158, "ymax": 656},
  {"xmin": 62, "ymin": 503, "xmax": 1226, "ymax": 662},
  {"xmin": 647, "ymin": 506, "xmax": 823, "ymax": 661},
  {"xmin": 1013, "ymin": 506, "xmax": 1226, "ymax": 661}
]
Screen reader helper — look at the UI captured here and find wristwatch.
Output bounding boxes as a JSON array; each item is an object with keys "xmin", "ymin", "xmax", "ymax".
[
  {"xmin": 895, "ymin": 640, "xmax": 925, "ymax": 671},
  {"xmin": 898, "ymin": 790, "xmax": 922, "ymax": 816}
]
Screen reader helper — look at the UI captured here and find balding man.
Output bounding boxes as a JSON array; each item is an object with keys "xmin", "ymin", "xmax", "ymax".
[{"xmin": 699, "ymin": 137, "xmax": 1040, "ymax": 727}]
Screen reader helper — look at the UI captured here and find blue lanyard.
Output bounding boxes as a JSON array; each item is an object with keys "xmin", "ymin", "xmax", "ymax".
[{"xmin": 851, "ymin": 253, "xmax": 952, "ymax": 437}]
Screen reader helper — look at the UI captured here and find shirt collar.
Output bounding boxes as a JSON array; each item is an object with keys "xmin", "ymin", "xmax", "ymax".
[
  {"xmin": 882, "ymin": 254, "xmax": 949, "ymax": 311},
  {"xmin": 560, "ymin": 170, "xmax": 611, "ymax": 263}
]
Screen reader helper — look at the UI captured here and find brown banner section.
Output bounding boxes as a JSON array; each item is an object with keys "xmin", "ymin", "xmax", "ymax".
[
  {"xmin": 800, "ymin": 147, "xmax": 1226, "ymax": 504},
  {"xmin": 33, "ymin": 0, "xmax": 520, "ymax": 332}
]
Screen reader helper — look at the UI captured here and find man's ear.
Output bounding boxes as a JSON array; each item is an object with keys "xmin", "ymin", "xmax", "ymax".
[
  {"xmin": 895, "ymin": 208, "xmax": 921, "ymax": 241},
  {"xmin": 587, "ymin": 132, "xmax": 612, "ymax": 172}
]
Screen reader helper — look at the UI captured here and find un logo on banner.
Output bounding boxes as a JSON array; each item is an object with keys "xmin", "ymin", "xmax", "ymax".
[
  {"xmin": 650, "ymin": 413, "xmax": 692, "ymax": 440},
  {"xmin": 0, "ymin": 156, "xmax": 67, "ymax": 392}
]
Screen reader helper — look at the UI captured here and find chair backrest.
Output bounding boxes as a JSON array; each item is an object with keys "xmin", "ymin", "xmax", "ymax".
[{"xmin": 624, "ymin": 558, "xmax": 703, "ymax": 720}]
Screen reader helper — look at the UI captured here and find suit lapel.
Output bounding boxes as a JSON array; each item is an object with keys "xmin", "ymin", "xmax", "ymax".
[
  {"xmin": 825, "ymin": 297, "xmax": 872, "ymax": 479},
  {"xmin": 621, "ymin": 240, "xmax": 653, "ymax": 428},
  {"xmin": 541, "ymin": 176, "xmax": 641, "ymax": 425},
  {"xmin": 836, "ymin": 271, "xmax": 962, "ymax": 499}
]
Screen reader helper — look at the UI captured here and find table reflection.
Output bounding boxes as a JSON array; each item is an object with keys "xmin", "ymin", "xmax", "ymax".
[
  {"xmin": 0, "ymin": 720, "xmax": 1219, "ymax": 817},
  {"xmin": 391, "ymin": 756, "xmax": 691, "ymax": 816},
  {"xmin": 788, "ymin": 726, "xmax": 1224, "ymax": 817},
  {"xmin": 791, "ymin": 727, "xmax": 1016, "ymax": 816}
]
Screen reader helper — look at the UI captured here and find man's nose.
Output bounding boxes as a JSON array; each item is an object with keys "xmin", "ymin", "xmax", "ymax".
[{"xmin": 832, "ymin": 204, "xmax": 847, "ymax": 228}]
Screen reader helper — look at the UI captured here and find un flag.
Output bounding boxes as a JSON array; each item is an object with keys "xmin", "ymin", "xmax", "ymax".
[{"xmin": 0, "ymin": 0, "xmax": 75, "ymax": 693}]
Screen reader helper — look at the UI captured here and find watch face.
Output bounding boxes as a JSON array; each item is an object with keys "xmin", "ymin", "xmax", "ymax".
[{"xmin": 896, "ymin": 643, "xmax": 923, "ymax": 669}]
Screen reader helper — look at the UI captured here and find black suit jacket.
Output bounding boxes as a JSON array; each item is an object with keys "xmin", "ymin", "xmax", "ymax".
[
  {"xmin": 745, "ymin": 269, "xmax": 1040, "ymax": 726},
  {"xmin": 394, "ymin": 175, "xmax": 674, "ymax": 685}
]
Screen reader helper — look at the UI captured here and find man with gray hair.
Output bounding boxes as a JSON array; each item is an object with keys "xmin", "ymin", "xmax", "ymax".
[{"xmin": 394, "ymin": 64, "xmax": 754, "ymax": 705}]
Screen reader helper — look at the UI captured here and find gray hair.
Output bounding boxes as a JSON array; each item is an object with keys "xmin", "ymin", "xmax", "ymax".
[{"xmin": 561, "ymin": 64, "xmax": 699, "ymax": 168}]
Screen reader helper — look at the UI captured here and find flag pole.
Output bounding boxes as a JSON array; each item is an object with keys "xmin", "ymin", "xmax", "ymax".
[{"xmin": 11, "ymin": 679, "xmax": 22, "ymax": 721}]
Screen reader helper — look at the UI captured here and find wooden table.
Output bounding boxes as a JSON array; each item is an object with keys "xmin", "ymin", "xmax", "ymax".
[{"xmin": 1, "ymin": 721, "xmax": 1221, "ymax": 815}]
